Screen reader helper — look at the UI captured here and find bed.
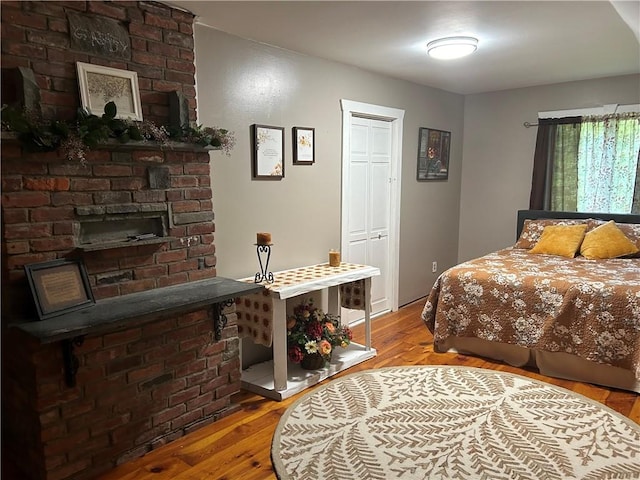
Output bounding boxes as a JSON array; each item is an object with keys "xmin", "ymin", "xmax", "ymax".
[{"xmin": 421, "ymin": 210, "xmax": 640, "ymax": 393}]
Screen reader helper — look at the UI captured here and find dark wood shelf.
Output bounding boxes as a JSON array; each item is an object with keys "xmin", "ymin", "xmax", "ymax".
[
  {"xmin": 77, "ymin": 236, "xmax": 176, "ymax": 251},
  {"xmin": 12, "ymin": 277, "xmax": 263, "ymax": 344}
]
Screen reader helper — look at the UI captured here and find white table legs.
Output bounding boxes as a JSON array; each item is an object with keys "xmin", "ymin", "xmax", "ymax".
[
  {"xmin": 271, "ymin": 283, "xmax": 370, "ymax": 392},
  {"xmin": 364, "ymin": 277, "xmax": 372, "ymax": 350},
  {"xmin": 272, "ymin": 298, "xmax": 288, "ymax": 391}
]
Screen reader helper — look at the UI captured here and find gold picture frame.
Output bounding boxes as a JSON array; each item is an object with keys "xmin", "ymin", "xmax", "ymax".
[
  {"xmin": 24, "ymin": 259, "xmax": 95, "ymax": 320},
  {"xmin": 76, "ymin": 62, "xmax": 143, "ymax": 120}
]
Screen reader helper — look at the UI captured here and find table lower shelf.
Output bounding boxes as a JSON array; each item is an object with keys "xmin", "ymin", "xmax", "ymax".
[{"xmin": 240, "ymin": 342, "xmax": 377, "ymax": 401}]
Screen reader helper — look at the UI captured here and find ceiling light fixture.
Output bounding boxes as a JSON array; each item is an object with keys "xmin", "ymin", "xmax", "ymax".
[{"xmin": 427, "ymin": 36, "xmax": 478, "ymax": 60}]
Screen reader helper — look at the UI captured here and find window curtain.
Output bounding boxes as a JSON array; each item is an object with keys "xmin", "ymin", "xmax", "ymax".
[
  {"xmin": 550, "ymin": 123, "xmax": 581, "ymax": 211},
  {"xmin": 528, "ymin": 117, "xmax": 582, "ymax": 210},
  {"xmin": 577, "ymin": 113, "xmax": 640, "ymax": 214},
  {"xmin": 633, "ymin": 149, "xmax": 640, "ymax": 214}
]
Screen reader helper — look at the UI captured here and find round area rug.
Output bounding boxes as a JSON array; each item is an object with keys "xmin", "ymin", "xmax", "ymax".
[{"xmin": 271, "ymin": 366, "xmax": 640, "ymax": 480}]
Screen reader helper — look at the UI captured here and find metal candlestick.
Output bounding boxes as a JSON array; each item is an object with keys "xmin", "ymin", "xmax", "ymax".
[{"xmin": 255, "ymin": 244, "xmax": 274, "ymax": 283}]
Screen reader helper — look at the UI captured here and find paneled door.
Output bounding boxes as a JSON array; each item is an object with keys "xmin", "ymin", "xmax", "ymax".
[
  {"xmin": 340, "ymin": 100, "xmax": 404, "ymax": 324},
  {"xmin": 344, "ymin": 116, "xmax": 392, "ymax": 322}
]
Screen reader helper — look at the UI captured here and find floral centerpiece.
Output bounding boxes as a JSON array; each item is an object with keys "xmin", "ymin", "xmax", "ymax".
[{"xmin": 287, "ymin": 299, "xmax": 353, "ymax": 369}]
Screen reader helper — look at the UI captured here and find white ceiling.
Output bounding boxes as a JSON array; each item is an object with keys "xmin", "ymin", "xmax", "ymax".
[{"xmin": 168, "ymin": 1, "xmax": 640, "ymax": 95}]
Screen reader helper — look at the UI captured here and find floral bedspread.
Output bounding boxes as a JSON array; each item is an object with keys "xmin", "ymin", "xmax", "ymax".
[{"xmin": 421, "ymin": 248, "xmax": 640, "ymax": 379}]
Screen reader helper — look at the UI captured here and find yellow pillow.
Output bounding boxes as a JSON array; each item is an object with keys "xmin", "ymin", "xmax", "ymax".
[
  {"xmin": 579, "ymin": 220, "xmax": 640, "ymax": 259},
  {"xmin": 529, "ymin": 224, "xmax": 588, "ymax": 258}
]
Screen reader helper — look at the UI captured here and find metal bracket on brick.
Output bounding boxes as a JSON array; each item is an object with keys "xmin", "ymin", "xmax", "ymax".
[
  {"xmin": 61, "ymin": 335, "xmax": 85, "ymax": 388},
  {"xmin": 212, "ymin": 299, "xmax": 236, "ymax": 341}
]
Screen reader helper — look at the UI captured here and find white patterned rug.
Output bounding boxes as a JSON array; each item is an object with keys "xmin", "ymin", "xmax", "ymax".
[{"xmin": 271, "ymin": 366, "xmax": 640, "ymax": 480}]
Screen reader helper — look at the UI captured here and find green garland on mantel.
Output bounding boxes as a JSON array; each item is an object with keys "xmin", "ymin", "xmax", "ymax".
[{"xmin": 1, "ymin": 101, "xmax": 236, "ymax": 162}]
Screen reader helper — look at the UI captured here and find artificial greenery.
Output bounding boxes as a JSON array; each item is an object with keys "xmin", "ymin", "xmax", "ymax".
[{"xmin": 1, "ymin": 102, "xmax": 235, "ymax": 162}]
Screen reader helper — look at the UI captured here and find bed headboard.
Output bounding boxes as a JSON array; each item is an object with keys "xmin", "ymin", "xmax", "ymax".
[{"xmin": 516, "ymin": 210, "xmax": 640, "ymax": 239}]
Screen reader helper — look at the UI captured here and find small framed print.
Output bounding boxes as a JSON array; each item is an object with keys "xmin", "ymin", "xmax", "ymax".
[
  {"xmin": 252, "ymin": 124, "xmax": 285, "ymax": 179},
  {"xmin": 417, "ymin": 127, "xmax": 451, "ymax": 181},
  {"xmin": 76, "ymin": 62, "xmax": 143, "ymax": 120},
  {"xmin": 292, "ymin": 127, "xmax": 315, "ymax": 165},
  {"xmin": 24, "ymin": 259, "xmax": 95, "ymax": 320}
]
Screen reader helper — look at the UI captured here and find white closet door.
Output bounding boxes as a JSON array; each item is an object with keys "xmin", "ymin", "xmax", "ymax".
[{"xmin": 344, "ymin": 117, "xmax": 392, "ymax": 323}]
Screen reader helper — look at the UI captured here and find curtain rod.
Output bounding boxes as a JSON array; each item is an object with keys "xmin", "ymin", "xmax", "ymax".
[
  {"xmin": 525, "ymin": 110, "xmax": 639, "ymax": 128},
  {"xmin": 526, "ymin": 104, "xmax": 639, "ymax": 128}
]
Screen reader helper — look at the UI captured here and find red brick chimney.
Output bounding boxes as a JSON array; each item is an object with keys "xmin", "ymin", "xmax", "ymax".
[{"xmin": 1, "ymin": 3, "xmax": 248, "ymax": 479}]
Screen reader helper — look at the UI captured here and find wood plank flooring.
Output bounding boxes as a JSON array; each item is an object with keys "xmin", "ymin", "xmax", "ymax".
[
  {"xmin": 47, "ymin": 299, "xmax": 640, "ymax": 479},
  {"xmin": 97, "ymin": 299, "xmax": 640, "ymax": 480}
]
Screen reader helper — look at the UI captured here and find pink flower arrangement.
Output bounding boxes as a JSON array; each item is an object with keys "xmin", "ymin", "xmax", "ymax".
[{"xmin": 287, "ymin": 299, "xmax": 353, "ymax": 364}]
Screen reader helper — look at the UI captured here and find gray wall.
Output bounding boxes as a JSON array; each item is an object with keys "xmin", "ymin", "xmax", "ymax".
[
  {"xmin": 459, "ymin": 74, "xmax": 640, "ymax": 261},
  {"xmin": 194, "ymin": 25, "xmax": 464, "ymax": 307},
  {"xmin": 194, "ymin": 25, "xmax": 639, "ymax": 306}
]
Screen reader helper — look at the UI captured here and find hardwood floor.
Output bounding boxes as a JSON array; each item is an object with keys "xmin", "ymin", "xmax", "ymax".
[
  {"xmin": 95, "ymin": 299, "xmax": 640, "ymax": 480},
  {"xmin": 59, "ymin": 300, "xmax": 640, "ymax": 479}
]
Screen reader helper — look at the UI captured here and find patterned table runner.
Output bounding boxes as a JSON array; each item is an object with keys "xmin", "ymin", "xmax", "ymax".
[{"xmin": 236, "ymin": 263, "xmax": 370, "ymax": 347}]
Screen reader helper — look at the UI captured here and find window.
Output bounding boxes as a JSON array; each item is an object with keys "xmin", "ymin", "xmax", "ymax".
[
  {"xmin": 529, "ymin": 105, "xmax": 640, "ymax": 214},
  {"xmin": 577, "ymin": 116, "xmax": 639, "ymax": 213}
]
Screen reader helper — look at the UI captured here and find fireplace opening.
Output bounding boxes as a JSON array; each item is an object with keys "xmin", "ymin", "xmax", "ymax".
[{"xmin": 77, "ymin": 210, "xmax": 171, "ymax": 251}]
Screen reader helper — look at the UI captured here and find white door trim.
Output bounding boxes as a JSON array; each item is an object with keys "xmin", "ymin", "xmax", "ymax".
[{"xmin": 340, "ymin": 99, "xmax": 404, "ymax": 313}]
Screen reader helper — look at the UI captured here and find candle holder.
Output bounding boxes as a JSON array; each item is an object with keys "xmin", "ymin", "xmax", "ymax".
[{"xmin": 255, "ymin": 244, "xmax": 274, "ymax": 283}]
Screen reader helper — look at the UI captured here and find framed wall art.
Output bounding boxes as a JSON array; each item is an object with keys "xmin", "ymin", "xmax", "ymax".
[
  {"xmin": 292, "ymin": 127, "xmax": 315, "ymax": 165},
  {"xmin": 24, "ymin": 259, "xmax": 95, "ymax": 320},
  {"xmin": 252, "ymin": 124, "xmax": 285, "ymax": 179},
  {"xmin": 417, "ymin": 127, "xmax": 451, "ymax": 181},
  {"xmin": 76, "ymin": 62, "xmax": 143, "ymax": 120}
]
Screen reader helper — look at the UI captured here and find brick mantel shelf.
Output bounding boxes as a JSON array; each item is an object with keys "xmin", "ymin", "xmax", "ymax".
[{"xmin": 1, "ymin": 132, "xmax": 224, "ymax": 153}]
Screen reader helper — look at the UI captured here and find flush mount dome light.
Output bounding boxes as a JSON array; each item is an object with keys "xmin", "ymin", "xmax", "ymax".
[{"xmin": 427, "ymin": 36, "xmax": 478, "ymax": 60}]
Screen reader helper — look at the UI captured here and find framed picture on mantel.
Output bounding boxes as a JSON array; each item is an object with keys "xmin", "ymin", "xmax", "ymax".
[
  {"xmin": 24, "ymin": 259, "xmax": 95, "ymax": 320},
  {"xmin": 76, "ymin": 62, "xmax": 143, "ymax": 121}
]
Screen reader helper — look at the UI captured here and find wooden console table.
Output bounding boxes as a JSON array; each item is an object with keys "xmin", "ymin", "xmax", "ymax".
[{"xmin": 237, "ymin": 263, "xmax": 380, "ymax": 400}]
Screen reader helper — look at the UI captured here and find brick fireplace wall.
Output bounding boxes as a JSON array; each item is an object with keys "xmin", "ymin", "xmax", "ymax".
[
  {"xmin": 1, "ymin": 2, "xmax": 243, "ymax": 480},
  {"xmin": 1, "ymin": 144, "xmax": 217, "ymax": 315},
  {"xmin": 1, "ymin": 0, "xmax": 197, "ymax": 124},
  {"xmin": 1, "ymin": 0, "xmax": 205, "ymax": 310},
  {"xmin": 3, "ymin": 306, "xmax": 241, "ymax": 480}
]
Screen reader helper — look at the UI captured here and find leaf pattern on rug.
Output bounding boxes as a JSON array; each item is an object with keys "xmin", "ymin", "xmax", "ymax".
[{"xmin": 272, "ymin": 366, "xmax": 640, "ymax": 480}]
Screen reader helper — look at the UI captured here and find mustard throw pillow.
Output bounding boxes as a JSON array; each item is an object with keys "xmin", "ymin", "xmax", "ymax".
[
  {"xmin": 579, "ymin": 220, "xmax": 640, "ymax": 259},
  {"xmin": 515, "ymin": 219, "xmax": 590, "ymax": 249},
  {"xmin": 529, "ymin": 224, "xmax": 588, "ymax": 258}
]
